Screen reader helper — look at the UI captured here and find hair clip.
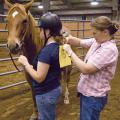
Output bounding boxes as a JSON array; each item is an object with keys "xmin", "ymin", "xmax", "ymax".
[{"xmin": 114, "ymin": 24, "xmax": 119, "ymax": 30}]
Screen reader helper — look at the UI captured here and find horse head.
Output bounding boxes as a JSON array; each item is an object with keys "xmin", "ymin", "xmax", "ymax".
[{"xmin": 5, "ymin": 0, "xmax": 34, "ymax": 54}]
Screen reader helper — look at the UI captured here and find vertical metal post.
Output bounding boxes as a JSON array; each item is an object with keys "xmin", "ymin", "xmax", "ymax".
[
  {"xmin": 112, "ymin": 0, "xmax": 119, "ymax": 20},
  {"xmin": 83, "ymin": 21, "xmax": 85, "ymax": 38},
  {"xmin": 77, "ymin": 21, "xmax": 79, "ymax": 38},
  {"xmin": 82, "ymin": 21, "xmax": 85, "ymax": 58},
  {"xmin": 42, "ymin": 0, "xmax": 50, "ymax": 13}
]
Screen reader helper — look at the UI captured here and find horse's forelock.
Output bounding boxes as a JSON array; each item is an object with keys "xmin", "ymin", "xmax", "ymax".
[{"xmin": 8, "ymin": 4, "xmax": 27, "ymax": 18}]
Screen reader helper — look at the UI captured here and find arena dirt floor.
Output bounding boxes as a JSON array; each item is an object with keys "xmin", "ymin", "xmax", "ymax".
[{"xmin": 0, "ymin": 46, "xmax": 120, "ymax": 120}]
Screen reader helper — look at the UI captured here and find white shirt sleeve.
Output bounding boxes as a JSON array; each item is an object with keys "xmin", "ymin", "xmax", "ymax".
[{"xmin": 80, "ymin": 38, "xmax": 95, "ymax": 48}]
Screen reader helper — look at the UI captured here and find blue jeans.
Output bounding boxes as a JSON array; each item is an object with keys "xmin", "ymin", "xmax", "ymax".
[
  {"xmin": 80, "ymin": 93, "xmax": 108, "ymax": 120},
  {"xmin": 36, "ymin": 86, "xmax": 62, "ymax": 120}
]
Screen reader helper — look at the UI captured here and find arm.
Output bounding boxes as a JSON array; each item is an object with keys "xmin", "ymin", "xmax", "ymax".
[
  {"xmin": 18, "ymin": 55, "xmax": 49, "ymax": 83},
  {"xmin": 25, "ymin": 62, "xmax": 49, "ymax": 83},
  {"xmin": 66, "ymin": 35, "xmax": 82, "ymax": 47},
  {"xmin": 70, "ymin": 51, "xmax": 98, "ymax": 74},
  {"xmin": 63, "ymin": 44, "xmax": 98, "ymax": 74},
  {"xmin": 66, "ymin": 35, "xmax": 94, "ymax": 48}
]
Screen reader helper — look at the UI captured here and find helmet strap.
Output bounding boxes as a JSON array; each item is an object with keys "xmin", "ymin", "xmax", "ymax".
[{"xmin": 43, "ymin": 29, "xmax": 51, "ymax": 47}]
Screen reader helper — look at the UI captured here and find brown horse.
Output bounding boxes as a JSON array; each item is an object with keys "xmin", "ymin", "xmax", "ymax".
[{"xmin": 5, "ymin": 0, "xmax": 71, "ymax": 120}]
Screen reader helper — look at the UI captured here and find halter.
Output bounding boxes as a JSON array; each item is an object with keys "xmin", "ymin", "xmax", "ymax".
[
  {"xmin": 8, "ymin": 23, "xmax": 29, "ymax": 72},
  {"xmin": 19, "ymin": 17, "xmax": 30, "ymax": 49},
  {"xmin": 7, "ymin": 6, "xmax": 30, "ymax": 72},
  {"xmin": 43, "ymin": 29, "xmax": 51, "ymax": 47}
]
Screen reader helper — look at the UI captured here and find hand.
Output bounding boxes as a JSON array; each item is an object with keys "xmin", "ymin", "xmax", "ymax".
[
  {"xmin": 63, "ymin": 44, "xmax": 73, "ymax": 56},
  {"xmin": 18, "ymin": 55, "xmax": 29, "ymax": 67},
  {"xmin": 63, "ymin": 34, "xmax": 73, "ymax": 44}
]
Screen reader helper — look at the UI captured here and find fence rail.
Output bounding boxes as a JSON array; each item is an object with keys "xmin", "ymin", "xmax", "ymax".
[
  {"xmin": 0, "ymin": 14, "xmax": 7, "ymax": 17},
  {"xmin": 0, "ymin": 81, "xmax": 27, "ymax": 90},
  {"xmin": 0, "ymin": 69, "xmax": 23, "ymax": 77},
  {"xmin": 0, "ymin": 57, "xmax": 18, "ymax": 62},
  {"xmin": 0, "ymin": 30, "xmax": 8, "ymax": 32},
  {"xmin": 0, "ymin": 29, "xmax": 93, "ymax": 32},
  {"xmin": 0, "ymin": 44, "xmax": 7, "ymax": 47}
]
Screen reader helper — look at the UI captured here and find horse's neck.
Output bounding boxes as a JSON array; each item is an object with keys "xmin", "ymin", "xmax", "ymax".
[
  {"xmin": 23, "ymin": 15, "xmax": 42, "ymax": 64},
  {"xmin": 23, "ymin": 36, "xmax": 37, "ymax": 63}
]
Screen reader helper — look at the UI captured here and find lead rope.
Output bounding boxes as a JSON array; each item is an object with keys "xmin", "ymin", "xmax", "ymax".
[
  {"xmin": 5, "ymin": 22, "xmax": 21, "ymax": 72},
  {"xmin": 9, "ymin": 52, "xmax": 21, "ymax": 72},
  {"xmin": 9, "ymin": 28, "xmax": 28, "ymax": 72},
  {"xmin": 6, "ymin": 21, "xmax": 29, "ymax": 72}
]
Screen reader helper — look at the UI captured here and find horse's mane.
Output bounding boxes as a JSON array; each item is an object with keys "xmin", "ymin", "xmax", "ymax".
[{"xmin": 28, "ymin": 13, "xmax": 43, "ymax": 54}]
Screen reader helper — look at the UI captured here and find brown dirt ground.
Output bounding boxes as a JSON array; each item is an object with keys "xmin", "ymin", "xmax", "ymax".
[{"xmin": 0, "ymin": 46, "xmax": 120, "ymax": 120}]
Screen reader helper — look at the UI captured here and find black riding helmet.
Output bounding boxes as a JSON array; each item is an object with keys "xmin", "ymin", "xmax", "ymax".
[{"xmin": 38, "ymin": 12, "xmax": 62, "ymax": 37}]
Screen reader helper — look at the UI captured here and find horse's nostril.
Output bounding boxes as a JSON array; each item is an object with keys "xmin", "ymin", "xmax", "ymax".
[
  {"xmin": 15, "ymin": 43, "xmax": 19, "ymax": 49},
  {"xmin": 6, "ymin": 44, "xmax": 8, "ymax": 48}
]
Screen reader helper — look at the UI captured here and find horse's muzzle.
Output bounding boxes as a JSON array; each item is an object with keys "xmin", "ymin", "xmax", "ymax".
[{"xmin": 7, "ymin": 43, "xmax": 21, "ymax": 54}]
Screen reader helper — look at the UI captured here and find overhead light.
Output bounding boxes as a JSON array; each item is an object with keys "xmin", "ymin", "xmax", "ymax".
[
  {"xmin": 90, "ymin": 1, "xmax": 99, "ymax": 6},
  {"xmin": 38, "ymin": 5, "xmax": 43, "ymax": 9}
]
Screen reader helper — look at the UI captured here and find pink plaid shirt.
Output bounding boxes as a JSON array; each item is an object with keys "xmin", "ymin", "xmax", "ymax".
[{"xmin": 77, "ymin": 38, "xmax": 118, "ymax": 97}]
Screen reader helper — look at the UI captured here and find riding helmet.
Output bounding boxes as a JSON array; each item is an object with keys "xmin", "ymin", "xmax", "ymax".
[{"xmin": 38, "ymin": 12, "xmax": 62, "ymax": 36}]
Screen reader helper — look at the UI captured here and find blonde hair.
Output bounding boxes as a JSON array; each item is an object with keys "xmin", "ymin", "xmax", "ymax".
[
  {"xmin": 91, "ymin": 16, "xmax": 119, "ymax": 35},
  {"xmin": 54, "ymin": 35, "xmax": 64, "ymax": 45}
]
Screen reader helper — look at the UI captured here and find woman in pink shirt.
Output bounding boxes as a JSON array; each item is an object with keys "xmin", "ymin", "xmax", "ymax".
[{"xmin": 63, "ymin": 16, "xmax": 119, "ymax": 120}]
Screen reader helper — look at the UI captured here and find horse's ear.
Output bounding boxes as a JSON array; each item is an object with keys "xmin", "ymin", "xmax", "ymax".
[
  {"xmin": 24, "ymin": 0, "xmax": 34, "ymax": 11},
  {"xmin": 4, "ymin": 0, "xmax": 13, "ymax": 8}
]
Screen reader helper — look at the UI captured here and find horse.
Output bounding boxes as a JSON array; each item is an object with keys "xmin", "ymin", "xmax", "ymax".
[{"xmin": 5, "ymin": 0, "xmax": 71, "ymax": 120}]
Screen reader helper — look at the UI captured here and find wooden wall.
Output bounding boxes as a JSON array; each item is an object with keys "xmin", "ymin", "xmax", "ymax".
[
  {"xmin": 62, "ymin": 21, "xmax": 92, "ymax": 38},
  {"xmin": 0, "ymin": 21, "xmax": 120, "ymax": 44},
  {"xmin": 62, "ymin": 21, "xmax": 120, "ymax": 40}
]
